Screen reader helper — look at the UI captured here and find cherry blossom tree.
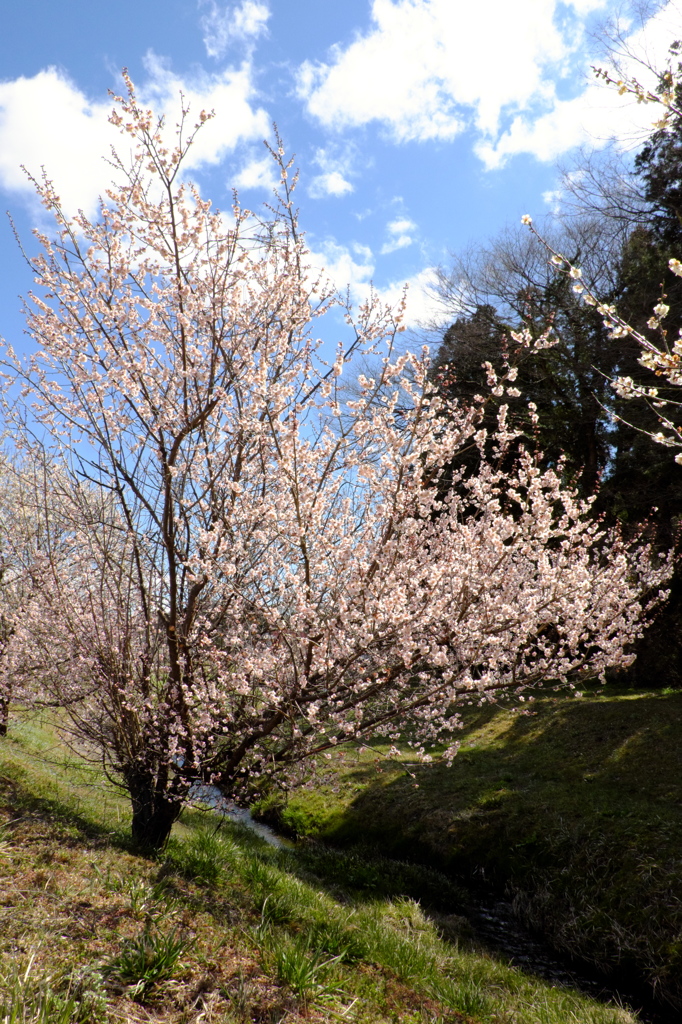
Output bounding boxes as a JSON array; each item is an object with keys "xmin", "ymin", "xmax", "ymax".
[
  {"xmin": 0, "ymin": 452, "xmax": 63, "ymax": 735},
  {"xmin": 0, "ymin": 75, "xmax": 669, "ymax": 850},
  {"xmin": 518, "ymin": 53, "xmax": 682, "ymax": 462}
]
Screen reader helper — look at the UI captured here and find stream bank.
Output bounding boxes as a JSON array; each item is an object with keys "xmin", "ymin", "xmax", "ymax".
[
  {"xmin": 194, "ymin": 787, "xmax": 669, "ymax": 1024},
  {"xmin": 243, "ymin": 687, "xmax": 682, "ymax": 1021}
]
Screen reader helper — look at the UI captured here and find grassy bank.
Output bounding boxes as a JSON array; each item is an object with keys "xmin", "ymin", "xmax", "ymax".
[
  {"xmin": 255, "ymin": 686, "xmax": 682, "ymax": 1015},
  {"xmin": 0, "ymin": 713, "xmax": 640, "ymax": 1024}
]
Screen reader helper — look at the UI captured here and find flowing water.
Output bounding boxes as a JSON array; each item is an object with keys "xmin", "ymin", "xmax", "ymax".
[{"xmin": 189, "ymin": 782, "xmax": 291, "ymax": 848}]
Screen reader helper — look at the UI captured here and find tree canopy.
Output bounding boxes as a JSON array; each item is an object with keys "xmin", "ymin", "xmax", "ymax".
[{"xmin": 0, "ymin": 76, "xmax": 666, "ymax": 849}]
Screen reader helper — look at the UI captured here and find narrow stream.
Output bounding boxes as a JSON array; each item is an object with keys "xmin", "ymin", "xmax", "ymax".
[
  {"xmin": 463, "ymin": 896, "xmax": 669, "ymax": 1024},
  {"xmin": 190, "ymin": 783, "xmax": 292, "ymax": 848},
  {"xmin": 189, "ymin": 785, "xmax": 670, "ymax": 1024}
]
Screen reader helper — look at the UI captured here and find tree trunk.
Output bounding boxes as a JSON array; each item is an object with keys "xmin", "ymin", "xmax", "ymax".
[
  {"xmin": 125, "ymin": 770, "xmax": 182, "ymax": 851},
  {"xmin": 0, "ymin": 693, "xmax": 9, "ymax": 737}
]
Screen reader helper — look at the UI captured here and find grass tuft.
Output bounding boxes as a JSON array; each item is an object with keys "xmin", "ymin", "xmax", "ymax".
[
  {"xmin": 105, "ymin": 924, "xmax": 190, "ymax": 1000},
  {"xmin": 0, "ymin": 954, "xmax": 107, "ymax": 1023},
  {"xmin": 258, "ymin": 930, "xmax": 346, "ymax": 1009}
]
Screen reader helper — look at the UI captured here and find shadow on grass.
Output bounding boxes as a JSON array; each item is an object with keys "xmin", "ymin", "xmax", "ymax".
[
  {"xmin": 281, "ymin": 689, "xmax": 682, "ymax": 1015},
  {"xmin": 357, "ymin": 693, "xmax": 677, "ymax": 848},
  {"xmin": 0, "ymin": 764, "xmax": 137, "ymax": 853},
  {"xmin": 0, "ymin": 719, "xmax": 140, "ymax": 855},
  {"xmin": 0, "ymin": 698, "xmax": 667, "ymax": 1024}
]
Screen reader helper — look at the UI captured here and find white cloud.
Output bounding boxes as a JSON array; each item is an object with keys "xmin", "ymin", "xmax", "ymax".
[
  {"xmin": 233, "ymin": 151, "xmax": 279, "ymax": 191},
  {"xmin": 381, "ymin": 216, "xmax": 416, "ymax": 254},
  {"xmin": 308, "ymin": 240, "xmax": 375, "ymax": 303},
  {"xmin": 227, "ymin": 0, "xmax": 270, "ymax": 37},
  {"xmin": 0, "ymin": 61, "xmax": 270, "ymax": 218},
  {"xmin": 475, "ymin": 81, "xmax": 641, "ymax": 167},
  {"xmin": 296, "ymin": 0, "xmax": 681, "ymax": 165},
  {"xmin": 308, "ymin": 146, "xmax": 355, "ymax": 198},
  {"xmin": 310, "ymin": 170, "xmax": 354, "ymax": 198},
  {"xmin": 476, "ymin": 2, "xmax": 682, "ymax": 167},
  {"xmin": 542, "ymin": 187, "xmax": 563, "ymax": 214},
  {"xmin": 296, "ymin": 0, "xmax": 607, "ymax": 144},
  {"xmin": 199, "ymin": 0, "xmax": 270, "ymax": 60},
  {"xmin": 0, "ymin": 68, "xmax": 117, "ymax": 216},
  {"xmin": 381, "ymin": 235, "xmax": 412, "ymax": 254},
  {"xmin": 373, "ymin": 266, "xmax": 441, "ymax": 325},
  {"xmin": 140, "ymin": 53, "xmax": 270, "ymax": 172},
  {"xmin": 387, "ymin": 217, "xmax": 415, "ymax": 235},
  {"xmin": 308, "ymin": 237, "xmax": 438, "ymax": 326}
]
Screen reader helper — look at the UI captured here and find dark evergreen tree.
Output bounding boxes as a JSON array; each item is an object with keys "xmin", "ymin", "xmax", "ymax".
[
  {"xmin": 598, "ymin": 60, "xmax": 682, "ymax": 685},
  {"xmin": 431, "ymin": 260, "xmax": 617, "ymax": 501}
]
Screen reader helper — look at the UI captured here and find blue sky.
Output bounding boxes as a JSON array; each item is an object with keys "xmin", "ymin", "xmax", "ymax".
[{"xmin": 0, "ymin": 0, "xmax": 680, "ymax": 354}]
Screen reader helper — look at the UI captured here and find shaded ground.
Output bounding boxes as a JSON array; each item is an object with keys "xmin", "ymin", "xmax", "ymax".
[{"xmin": 259, "ymin": 687, "xmax": 682, "ymax": 1015}]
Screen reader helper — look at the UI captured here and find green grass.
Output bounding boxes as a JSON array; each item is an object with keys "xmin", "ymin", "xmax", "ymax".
[
  {"xmin": 0, "ymin": 954, "xmax": 107, "ymax": 1024},
  {"xmin": 256, "ymin": 684, "xmax": 682, "ymax": 1013},
  {"xmin": 0, "ymin": 709, "xmax": 640, "ymax": 1024},
  {"xmin": 105, "ymin": 924, "xmax": 191, "ymax": 1000}
]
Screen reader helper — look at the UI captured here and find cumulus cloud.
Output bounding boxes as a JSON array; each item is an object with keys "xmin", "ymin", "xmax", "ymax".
[
  {"xmin": 308, "ymin": 237, "xmax": 439, "ymax": 326},
  {"xmin": 308, "ymin": 240, "xmax": 375, "ymax": 302},
  {"xmin": 0, "ymin": 68, "xmax": 117, "ymax": 217},
  {"xmin": 199, "ymin": 0, "xmax": 270, "ymax": 59},
  {"xmin": 475, "ymin": 82, "xmax": 633, "ymax": 167},
  {"xmin": 381, "ymin": 216, "xmax": 416, "ymax": 254},
  {"xmin": 478, "ymin": 2, "xmax": 682, "ymax": 166},
  {"xmin": 233, "ymin": 151, "xmax": 279, "ymax": 191},
  {"xmin": 296, "ymin": 0, "xmax": 606, "ymax": 144},
  {"xmin": 372, "ymin": 266, "xmax": 441, "ymax": 325},
  {"xmin": 296, "ymin": 0, "xmax": 680, "ymax": 165},
  {"xmin": 142, "ymin": 53, "xmax": 270, "ymax": 170},
  {"xmin": 0, "ymin": 59, "xmax": 270, "ymax": 218},
  {"xmin": 308, "ymin": 146, "xmax": 355, "ymax": 198},
  {"xmin": 309, "ymin": 169, "xmax": 353, "ymax": 198}
]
